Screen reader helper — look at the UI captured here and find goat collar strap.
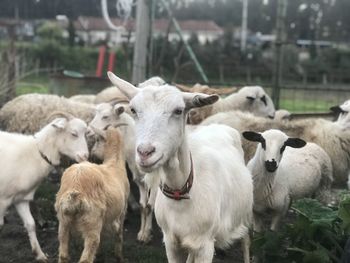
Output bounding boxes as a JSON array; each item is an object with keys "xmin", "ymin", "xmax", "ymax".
[
  {"xmin": 34, "ymin": 135, "xmax": 55, "ymax": 166},
  {"xmin": 39, "ymin": 150, "xmax": 54, "ymax": 166},
  {"xmin": 160, "ymin": 153, "xmax": 194, "ymax": 201}
]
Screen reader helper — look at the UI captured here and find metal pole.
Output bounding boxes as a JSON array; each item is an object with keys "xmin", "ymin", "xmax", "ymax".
[
  {"xmin": 241, "ymin": 0, "xmax": 248, "ymax": 52},
  {"xmin": 132, "ymin": 0, "xmax": 150, "ymax": 84},
  {"xmin": 272, "ymin": 0, "xmax": 287, "ymax": 109},
  {"xmin": 148, "ymin": 0, "xmax": 156, "ymax": 77},
  {"xmin": 160, "ymin": 0, "xmax": 209, "ymax": 83}
]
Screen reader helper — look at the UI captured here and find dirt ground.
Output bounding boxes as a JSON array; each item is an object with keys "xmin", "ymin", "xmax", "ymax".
[{"xmin": 0, "ymin": 174, "xmax": 244, "ymax": 263}]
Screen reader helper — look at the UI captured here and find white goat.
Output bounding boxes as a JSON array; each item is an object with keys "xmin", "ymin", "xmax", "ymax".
[
  {"xmin": 55, "ymin": 127, "xmax": 129, "ymax": 263},
  {"xmin": 188, "ymin": 85, "xmax": 275, "ymax": 124},
  {"xmin": 0, "ymin": 114, "xmax": 88, "ymax": 262},
  {"xmin": 107, "ymin": 72, "xmax": 253, "ymax": 263},
  {"xmin": 243, "ymin": 129, "xmax": 333, "ymax": 231},
  {"xmin": 89, "ymin": 103, "xmax": 154, "ymax": 243}
]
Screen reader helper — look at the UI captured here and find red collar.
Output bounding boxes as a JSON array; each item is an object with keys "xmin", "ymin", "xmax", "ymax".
[{"xmin": 160, "ymin": 153, "xmax": 194, "ymax": 201}]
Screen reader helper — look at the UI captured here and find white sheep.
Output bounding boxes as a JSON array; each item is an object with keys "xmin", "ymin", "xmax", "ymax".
[
  {"xmin": 0, "ymin": 113, "xmax": 89, "ymax": 262},
  {"xmin": 137, "ymin": 76, "xmax": 166, "ymax": 88},
  {"xmin": 274, "ymin": 109, "xmax": 291, "ymax": 121},
  {"xmin": 89, "ymin": 102, "xmax": 154, "ymax": 243},
  {"xmin": 69, "ymin": 94, "xmax": 96, "ymax": 104},
  {"xmin": 243, "ymin": 129, "xmax": 333, "ymax": 231},
  {"xmin": 202, "ymin": 110, "xmax": 350, "ymax": 186},
  {"xmin": 188, "ymin": 85, "xmax": 275, "ymax": 124},
  {"xmin": 175, "ymin": 83, "xmax": 237, "ymax": 95},
  {"xmin": 93, "ymin": 76, "xmax": 165, "ymax": 104},
  {"xmin": 107, "ymin": 72, "xmax": 253, "ymax": 263},
  {"xmin": 0, "ymin": 93, "xmax": 95, "ymax": 134},
  {"xmin": 55, "ymin": 127, "xmax": 129, "ymax": 263}
]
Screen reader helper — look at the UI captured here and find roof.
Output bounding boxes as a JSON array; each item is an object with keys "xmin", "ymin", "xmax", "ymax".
[{"xmin": 74, "ymin": 16, "xmax": 223, "ymax": 33}]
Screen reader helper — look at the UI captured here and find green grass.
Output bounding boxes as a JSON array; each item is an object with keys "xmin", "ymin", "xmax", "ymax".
[
  {"xmin": 280, "ymin": 98, "xmax": 334, "ymax": 112},
  {"xmin": 16, "ymin": 74, "xmax": 50, "ymax": 95}
]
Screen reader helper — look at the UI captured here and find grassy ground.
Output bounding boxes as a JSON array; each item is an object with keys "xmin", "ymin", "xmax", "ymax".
[
  {"xmin": 15, "ymin": 74, "xmax": 347, "ymax": 112},
  {"xmin": 16, "ymin": 74, "xmax": 50, "ymax": 96},
  {"xmin": 0, "ymin": 175, "xmax": 243, "ymax": 263}
]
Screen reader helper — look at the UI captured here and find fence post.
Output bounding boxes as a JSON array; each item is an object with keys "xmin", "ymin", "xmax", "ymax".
[{"xmin": 272, "ymin": 0, "xmax": 287, "ymax": 109}]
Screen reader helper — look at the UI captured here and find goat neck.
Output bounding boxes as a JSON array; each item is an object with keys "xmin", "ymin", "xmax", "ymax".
[
  {"xmin": 34, "ymin": 126, "xmax": 61, "ymax": 166},
  {"xmin": 159, "ymin": 134, "xmax": 192, "ymax": 192},
  {"xmin": 250, "ymin": 146, "xmax": 277, "ymax": 202},
  {"xmin": 118, "ymin": 113, "xmax": 136, "ymax": 162},
  {"xmin": 103, "ymin": 130, "xmax": 124, "ymax": 167}
]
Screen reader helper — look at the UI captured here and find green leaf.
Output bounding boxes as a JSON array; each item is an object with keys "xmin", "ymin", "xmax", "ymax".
[
  {"xmin": 339, "ymin": 194, "xmax": 350, "ymax": 233},
  {"xmin": 292, "ymin": 198, "xmax": 338, "ymax": 227}
]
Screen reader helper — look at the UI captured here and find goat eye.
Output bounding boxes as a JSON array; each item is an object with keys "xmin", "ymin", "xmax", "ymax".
[
  {"xmin": 173, "ymin": 108, "xmax": 183, "ymax": 115},
  {"xmin": 102, "ymin": 115, "xmax": 109, "ymax": 120},
  {"xmin": 130, "ymin": 107, "xmax": 136, "ymax": 115},
  {"xmin": 71, "ymin": 132, "xmax": 78, "ymax": 138}
]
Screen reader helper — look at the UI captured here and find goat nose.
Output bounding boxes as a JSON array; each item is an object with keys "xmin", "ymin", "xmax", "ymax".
[
  {"xmin": 77, "ymin": 152, "xmax": 89, "ymax": 162},
  {"xmin": 265, "ymin": 160, "xmax": 277, "ymax": 173},
  {"xmin": 137, "ymin": 144, "xmax": 156, "ymax": 160}
]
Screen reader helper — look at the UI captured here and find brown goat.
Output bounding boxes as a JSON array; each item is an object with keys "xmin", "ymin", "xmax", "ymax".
[{"xmin": 55, "ymin": 128, "xmax": 129, "ymax": 263}]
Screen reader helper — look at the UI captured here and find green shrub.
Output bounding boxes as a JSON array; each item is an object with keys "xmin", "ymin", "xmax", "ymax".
[{"xmin": 252, "ymin": 196, "xmax": 350, "ymax": 262}]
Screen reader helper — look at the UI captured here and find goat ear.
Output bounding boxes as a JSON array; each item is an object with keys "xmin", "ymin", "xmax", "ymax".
[
  {"xmin": 114, "ymin": 106, "xmax": 125, "ymax": 116},
  {"xmin": 183, "ymin": 92, "xmax": 219, "ymax": 109},
  {"xmin": 242, "ymin": 131, "xmax": 264, "ymax": 143},
  {"xmin": 329, "ymin": 105, "xmax": 342, "ymax": 113},
  {"xmin": 51, "ymin": 118, "xmax": 67, "ymax": 130},
  {"xmin": 246, "ymin": 96, "xmax": 255, "ymax": 101},
  {"xmin": 107, "ymin": 71, "xmax": 139, "ymax": 99},
  {"xmin": 284, "ymin": 138, "xmax": 306, "ymax": 148}
]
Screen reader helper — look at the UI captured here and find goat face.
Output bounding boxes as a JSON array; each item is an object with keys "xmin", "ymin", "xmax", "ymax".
[
  {"xmin": 241, "ymin": 86, "xmax": 276, "ymax": 119},
  {"xmin": 107, "ymin": 71, "xmax": 218, "ymax": 173},
  {"xmin": 243, "ymin": 129, "xmax": 306, "ymax": 173},
  {"xmin": 88, "ymin": 103, "xmax": 125, "ymax": 134},
  {"xmin": 51, "ymin": 117, "xmax": 89, "ymax": 163}
]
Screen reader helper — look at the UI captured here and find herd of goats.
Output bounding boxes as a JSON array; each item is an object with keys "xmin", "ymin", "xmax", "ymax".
[{"xmin": 0, "ymin": 71, "xmax": 349, "ymax": 263}]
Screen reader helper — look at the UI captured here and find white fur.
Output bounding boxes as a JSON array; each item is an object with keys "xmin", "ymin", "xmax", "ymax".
[
  {"xmin": 245, "ymin": 129, "xmax": 333, "ymax": 231},
  {"xmin": 107, "ymin": 72, "xmax": 253, "ymax": 263},
  {"xmin": 188, "ymin": 85, "xmax": 275, "ymax": 124},
  {"xmin": 202, "ymin": 110, "xmax": 350, "ymax": 186},
  {"xmin": 0, "ymin": 117, "xmax": 88, "ymax": 262}
]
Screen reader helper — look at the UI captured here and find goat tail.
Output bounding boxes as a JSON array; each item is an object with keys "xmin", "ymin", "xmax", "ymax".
[
  {"xmin": 315, "ymin": 160, "xmax": 334, "ymax": 205},
  {"xmin": 58, "ymin": 190, "xmax": 89, "ymax": 216}
]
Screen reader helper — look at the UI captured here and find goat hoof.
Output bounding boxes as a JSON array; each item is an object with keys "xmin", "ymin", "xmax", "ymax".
[
  {"xmin": 36, "ymin": 255, "xmax": 48, "ymax": 263},
  {"xmin": 137, "ymin": 231, "xmax": 152, "ymax": 243},
  {"xmin": 35, "ymin": 251, "xmax": 48, "ymax": 263}
]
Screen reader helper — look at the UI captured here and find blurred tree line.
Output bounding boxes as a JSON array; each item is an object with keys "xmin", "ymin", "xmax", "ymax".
[
  {"xmin": 1, "ymin": 0, "xmax": 350, "ymax": 84},
  {"xmin": 0, "ymin": 0, "xmax": 349, "ymax": 41}
]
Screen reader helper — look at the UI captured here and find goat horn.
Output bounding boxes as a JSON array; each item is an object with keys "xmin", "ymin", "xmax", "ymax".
[
  {"xmin": 47, "ymin": 111, "xmax": 75, "ymax": 123},
  {"xmin": 106, "ymin": 98, "xmax": 130, "ymax": 106},
  {"xmin": 113, "ymin": 123, "xmax": 128, "ymax": 128}
]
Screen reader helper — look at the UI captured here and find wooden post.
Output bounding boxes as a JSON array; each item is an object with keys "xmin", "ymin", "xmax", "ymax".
[
  {"xmin": 272, "ymin": 0, "xmax": 287, "ymax": 109},
  {"xmin": 6, "ymin": 24, "xmax": 17, "ymax": 102},
  {"xmin": 132, "ymin": 0, "xmax": 150, "ymax": 84}
]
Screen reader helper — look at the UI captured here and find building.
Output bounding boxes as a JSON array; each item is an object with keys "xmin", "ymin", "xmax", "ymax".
[{"xmin": 71, "ymin": 16, "xmax": 224, "ymax": 46}]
